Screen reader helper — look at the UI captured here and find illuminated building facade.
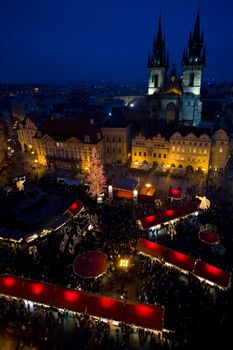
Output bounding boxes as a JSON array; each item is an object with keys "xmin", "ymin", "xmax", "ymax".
[
  {"xmin": 101, "ymin": 117, "xmax": 131, "ymax": 165},
  {"xmin": 132, "ymin": 128, "xmax": 230, "ymax": 173},
  {"xmin": 18, "ymin": 118, "xmax": 104, "ymax": 172}
]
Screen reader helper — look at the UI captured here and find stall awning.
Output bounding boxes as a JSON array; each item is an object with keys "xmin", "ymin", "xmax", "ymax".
[
  {"xmin": 52, "ymin": 287, "xmax": 88, "ymax": 313},
  {"xmin": 19, "ymin": 280, "xmax": 55, "ymax": 305},
  {"xmin": 194, "ymin": 261, "xmax": 231, "ymax": 289},
  {"xmin": 86, "ymin": 294, "xmax": 125, "ymax": 321},
  {"xmin": 163, "ymin": 249, "xmax": 196, "ymax": 273},
  {"xmin": 123, "ymin": 302, "xmax": 164, "ymax": 331},
  {"xmin": 137, "ymin": 239, "xmax": 166, "ymax": 260},
  {"xmin": 68, "ymin": 200, "xmax": 84, "ymax": 216},
  {"xmin": 139, "ymin": 203, "xmax": 198, "ymax": 230},
  {"xmin": 0, "ymin": 275, "xmax": 24, "ymax": 297},
  {"xmin": 168, "ymin": 188, "xmax": 182, "ymax": 199}
]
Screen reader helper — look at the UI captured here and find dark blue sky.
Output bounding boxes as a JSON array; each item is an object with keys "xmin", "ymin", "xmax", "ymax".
[{"xmin": 0, "ymin": 0, "xmax": 232, "ymax": 84}]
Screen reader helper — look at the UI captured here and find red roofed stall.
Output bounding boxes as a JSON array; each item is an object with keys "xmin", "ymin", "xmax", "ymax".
[
  {"xmin": 137, "ymin": 239, "xmax": 166, "ymax": 260},
  {"xmin": 68, "ymin": 200, "xmax": 84, "ymax": 216},
  {"xmin": 0, "ymin": 275, "xmax": 24, "ymax": 297},
  {"xmin": 86, "ymin": 294, "xmax": 125, "ymax": 322},
  {"xmin": 123, "ymin": 302, "xmax": 164, "ymax": 331},
  {"xmin": 52, "ymin": 287, "xmax": 88, "ymax": 313},
  {"xmin": 0, "ymin": 275, "xmax": 165, "ymax": 331},
  {"xmin": 19, "ymin": 280, "xmax": 55, "ymax": 305},
  {"xmin": 139, "ymin": 203, "xmax": 198, "ymax": 230},
  {"xmin": 163, "ymin": 249, "xmax": 196, "ymax": 273},
  {"xmin": 194, "ymin": 261, "xmax": 231, "ymax": 289},
  {"xmin": 168, "ymin": 188, "xmax": 182, "ymax": 200}
]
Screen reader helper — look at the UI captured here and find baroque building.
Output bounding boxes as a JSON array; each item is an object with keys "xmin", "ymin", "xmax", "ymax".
[
  {"xmin": 18, "ymin": 118, "xmax": 104, "ymax": 172},
  {"xmin": 131, "ymin": 127, "xmax": 230, "ymax": 173}
]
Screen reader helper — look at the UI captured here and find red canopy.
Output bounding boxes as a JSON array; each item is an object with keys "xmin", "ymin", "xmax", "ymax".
[
  {"xmin": 168, "ymin": 188, "xmax": 182, "ymax": 199},
  {"xmin": 74, "ymin": 251, "xmax": 108, "ymax": 278},
  {"xmin": 19, "ymin": 280, "xmax": 55, "ymax": 305},
  {"xmin": 123, "ymin": 302, "xmax": 164, "ymax": 331},
  {"xmin": 137, "ymin": 239, "xmax": 166, "ymax": 260},
  {"xmin": 68, "ymin": 200, "xmax": 84, "ymax": 216},
  {"xmin": 194, "ymin": 261, "xmax": 231, "ymax": 289},
  {"xmin": 52, "ymin": 287, "xmax": 89, "ymax": 313},
  {"xmin": 0, "ymin": 275, "xmax": 24, "ymax": 297},
  {"xmin": 140, "ymin": 203, "xmax": 198, "ymax": 230},
  {"xmin": 164, "ymin": 249, "xmax": 196, "ymax": 273},
  {"xmin": 199, "ymin": 231, "xmax": 220, "ymax": 245},
  {"xmin": 86, "ymin": 294, "xmax": 125, "ymax": 321}
]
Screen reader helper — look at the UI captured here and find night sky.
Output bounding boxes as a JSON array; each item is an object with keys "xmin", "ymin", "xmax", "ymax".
[{"xmin": 0, "ymin": 0, "xmax": 232, "ymax": 84}]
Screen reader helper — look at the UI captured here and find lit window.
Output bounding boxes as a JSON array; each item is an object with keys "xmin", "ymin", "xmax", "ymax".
[
  {"xmin": 193, "ymin": 148, "xmax": 196, "ymax": 153},
  {"xmin": 219, "ymin": 147, "xmax": 223, "ymax": 153}
]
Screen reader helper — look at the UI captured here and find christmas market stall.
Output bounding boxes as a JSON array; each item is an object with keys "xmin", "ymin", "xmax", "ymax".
[
  {"xmin": 168, "ymin": 188, "xmax": 182, "ymax": 201},
  {"xmin": 110, "ymin": 177, "xmax": 138, "ymax": 200},
  {"xmin": 193, "ymin": 261, "xmax": 231, "ymax": 289},
  {"xmin": 139, "ymin": 202, "xmax": 198, "ymax": 230},
  {"xmin": 139, "ymin": 184, "xmax": 156, "ymax": 203},
  {"xmin": 0, "ymin": 274, "xmax": 165, "ymax": 332},
  {"xmin": 67, "ymin": 199, "xmax": 84, "ymax": 217}
]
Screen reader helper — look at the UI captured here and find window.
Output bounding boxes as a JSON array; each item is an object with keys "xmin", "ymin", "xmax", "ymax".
[
  {"xmin": 189, "ymin": 73, "xmax": 195, "ymax": 87},
  {"xmin": 118, "ymin": 137, "xmax": 121, "ymax": 142},
  {"xmin": 203, "ymin": 149, "xmax": 207, "ymax": 154},
  {"xmin": 144, "ymin": 152, "xmax": 147, "ymax": 157},
  {"xmin": 153, "ymin": 74, "xmax": 159, "ymax": 87},
  {"xmin": 106, "ymin": 136, "xmax": 109, "ymax": 142},
  {"xmin": 134, "ymin": 152, "xmax": 137, "ymax": 156},
  {"xmin": 219, "ymin": 147, "xmax": 223, "ymax": 153},
  {"xmin": 107, "ymin": 147, "xmax": 110, "ymax": 153},
  {"xmin": 172, "ymin": 146, "xmax": 175, "ymax": 152},
  {"xmin": 113, "ymin": 147, "xmax": 115, "ymax": 153},
  {"xmin": 119, "ymin": 148, "xmax": 121, "ymax": 154},
  {"xmin": 139, "ymin": 152, "xmax": 142, "ymax": 156},
  {"xmin": 163, "ymin": 154, "xmax": 166, "ymax": 159},
  {"xmin": 158, "ymin": 154, "xmax": 161, "ymax": 158},
  {"xmin": 177, "ymin": 147, "xmax": 180, "ymax": 152},
  {"xmin": 153, "ymin": 153, "xmax": 157, "ymax": 157},
  {"xmin": 193, "ymin": 148, "xmax": 196, "ymax": 153}
]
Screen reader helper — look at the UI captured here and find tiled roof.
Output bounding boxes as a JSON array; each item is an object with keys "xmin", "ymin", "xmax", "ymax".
[{"xmin": 39, "ymin": 118, "xmax": 103, "ymax": 144}]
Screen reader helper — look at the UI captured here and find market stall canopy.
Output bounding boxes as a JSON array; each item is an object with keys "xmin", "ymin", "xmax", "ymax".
[
  {"xmin": 19, "ymin": 280, "xmax": 55, "ymax": 305},
  {"xmin": 139, "ymin": 202, "xmax": 198, "ymax": 230},
  {"xmin": 163, "ymin": 249, "xmax": 196, "ymax": 273},
  {"xmin": 168, "ymin": 188, "xmax": 182, "ymax": 199},
  {"xmin": 73, "ymin": 251, "xmax": 108, "ymax": 278},
  {"xmin": 0, "ymin": 275, "xmax": 165, "ymax": 331},
  {"xmin": 137, "ymin": 239, "xmax": 166, "ymax": 260},
  {"xmin": 0, "ymin": 275, "xmax": 24, "ymax": 297},
  {"xmin": 52, "ymin": 287, "xmax": 88, "ymax": 313},
  {"xmin": 86, "ymin": 294, "xmax": 125, "ymax": 321},
  {"xmin": 112, "ymin": 177, "xmax": 138, "ymax": 191},
  {"xmin": 194, "ymin": 261, "xmax": 231, "ymax": 289},
  {"xmin": 123, "ymin": 302, "xmax": 164, "ymax": 331},
  {"xmin": 67, "ymin": 200, "xmax": 84, "ymax": 216}
]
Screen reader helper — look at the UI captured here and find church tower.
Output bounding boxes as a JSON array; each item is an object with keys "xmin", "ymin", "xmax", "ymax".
[
  {"xmin": 147, "ymin": 18, "xmax": 168, "ymax": 95},
  {"xmin": 181, "ymin": 11, "xmax": 206, "ymax": 126}
]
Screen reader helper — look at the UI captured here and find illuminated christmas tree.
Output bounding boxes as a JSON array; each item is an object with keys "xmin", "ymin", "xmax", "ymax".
[{"xmin": 86, "ymin": 147, "xmax": 106, "ymax": 198}]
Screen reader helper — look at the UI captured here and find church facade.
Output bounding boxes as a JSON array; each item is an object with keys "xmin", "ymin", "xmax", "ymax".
[{"xmin": 147, "ymin": 12, "xmax": 206, "ymax": 127}]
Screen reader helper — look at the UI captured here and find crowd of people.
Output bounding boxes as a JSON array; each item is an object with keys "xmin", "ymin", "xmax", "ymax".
[{"xmin": 0, "ymin": 169, "xmax": 233, "ymax": 349}]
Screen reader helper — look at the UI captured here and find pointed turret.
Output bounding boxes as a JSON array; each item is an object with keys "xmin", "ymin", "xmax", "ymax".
[
  {"xmin": 147, "ymin": 17, "xmax": 168, "ymax": 95},
  {"xmin": 183, "ymin": 10, "xmax": 205, "ymax": 66},
  {"xmin": 149, "ymin": 17, "xmax": 168, "ymax": 69}
]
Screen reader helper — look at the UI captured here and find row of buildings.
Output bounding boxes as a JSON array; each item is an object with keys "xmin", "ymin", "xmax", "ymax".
[{"xmin": 17, "ymin": 115, "xmax": 230, "ymax": 174}]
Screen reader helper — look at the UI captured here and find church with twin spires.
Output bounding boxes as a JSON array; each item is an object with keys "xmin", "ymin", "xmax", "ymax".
[{"xmin": 147, "ymin": 11, "xmax": 206, "ymax": 127}]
